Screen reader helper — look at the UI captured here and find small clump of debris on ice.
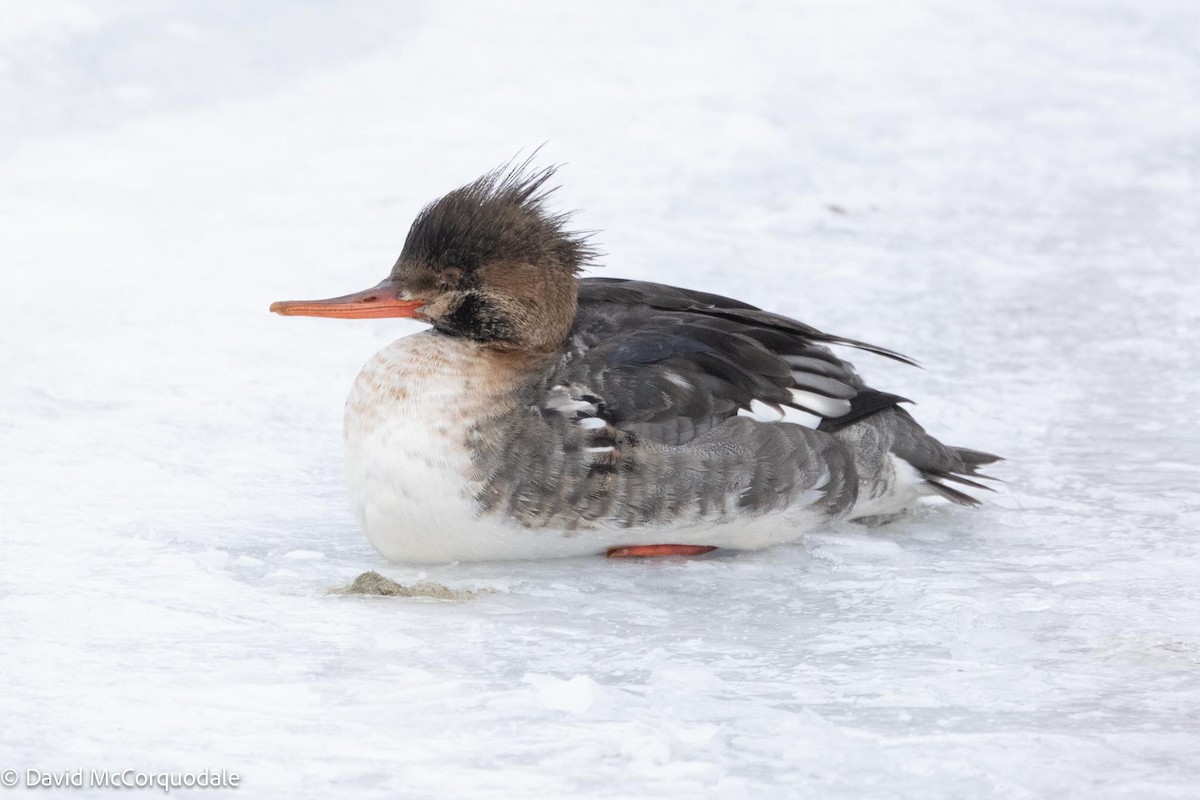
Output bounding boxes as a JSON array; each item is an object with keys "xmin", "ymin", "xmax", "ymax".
[{"xmin": 331, "ymin": 570, "xmax": 484, "ymax": 601}]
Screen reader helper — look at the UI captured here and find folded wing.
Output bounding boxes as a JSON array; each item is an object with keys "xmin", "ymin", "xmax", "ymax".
[{"xmin": 538, "ymin": 277, "xmax": 911, "ymax": 445}]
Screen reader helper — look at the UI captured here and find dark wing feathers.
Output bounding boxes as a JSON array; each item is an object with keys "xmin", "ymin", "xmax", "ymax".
[
  {"xmin": 534, "ymin": 278, "xmax": 908, "ymax": 446},
  {"xmin": 579, "ymin": 277, "xmax": 761, "ymax": 311},
  {"xmin": 580, "ymin": 278, "xmax": 919, "ymax": 367}
]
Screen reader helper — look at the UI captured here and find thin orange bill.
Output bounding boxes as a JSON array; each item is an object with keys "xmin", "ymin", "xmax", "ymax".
[{"xmin": 269, "ymin": 282, "xmax": 423, "ymax": 319}]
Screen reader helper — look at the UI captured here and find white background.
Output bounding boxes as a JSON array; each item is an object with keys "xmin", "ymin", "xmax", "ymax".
[{"xmin": 2, "ymin": 1, "xmax": 1198, "ymax": 797}]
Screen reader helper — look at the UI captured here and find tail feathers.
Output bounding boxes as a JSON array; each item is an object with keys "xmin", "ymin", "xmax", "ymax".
[
  {"xmin": 924, "ymin": 473, "xmax": 990, "ymax": 507},
  {"xmin": 825, "ymin": 392, "xmax": 1003, "ymax": 511},
  {"xmin": 882, "ymin": 407, "xmax": 1003, "ymax": 508},
  {"xmin": 952, "ymin": 447, "xmax": 1005, "ymax": 473},
  {"xmin": 920, "ymin": 447, "xmax": 1004, "ymax": 507}
]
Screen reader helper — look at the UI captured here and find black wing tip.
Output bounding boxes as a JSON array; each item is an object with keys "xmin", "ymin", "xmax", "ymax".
[
  {"xmin": 818, "ymin": 389, "xmax": 912, "ymax": 433},
  {"xmin": 830, "ymin": 336, "xmax": 921, "ymax": 368}
]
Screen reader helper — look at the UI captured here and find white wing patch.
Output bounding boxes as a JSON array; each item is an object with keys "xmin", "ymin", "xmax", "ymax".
[
  {"xmin": 788, "ymin": 389, "xmax": 852, "ymax": 418},
  {"xmin": 740, "ymin": 399, "xmax": 784, "ymax": 422},
  {"xmin": 780, "ymin": 406, "xmax": 823, "ymax": 429},
  {"xmin": 737, "ymin": 399, "xmax": 824, "ymax": 429}
]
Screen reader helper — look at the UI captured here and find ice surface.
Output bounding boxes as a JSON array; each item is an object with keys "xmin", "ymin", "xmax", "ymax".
[{"xmin": 2, "ymin": 1, "xmax": 1199, "ymax": 797}]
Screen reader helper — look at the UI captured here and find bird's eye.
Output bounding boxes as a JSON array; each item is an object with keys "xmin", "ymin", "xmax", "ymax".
[{"xmin": 439, "ymin": 267, "xmax": 464, "ymax": 288}]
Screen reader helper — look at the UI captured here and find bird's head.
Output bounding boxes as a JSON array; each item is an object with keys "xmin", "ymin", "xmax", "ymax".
[{"xmin": 271, "ymin": 162, "xmax": 595, "ymax": 351}]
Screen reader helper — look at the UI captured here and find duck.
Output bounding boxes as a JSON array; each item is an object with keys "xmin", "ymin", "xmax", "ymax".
[{"xmin": 271, "ymin": 162, "xmax": 1000, "ymax": 563}]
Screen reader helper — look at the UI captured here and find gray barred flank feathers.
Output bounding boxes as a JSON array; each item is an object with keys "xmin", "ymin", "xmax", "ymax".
[{"xmin": 472, "ymin": 411, "xmax": 857, "ymax": 531}]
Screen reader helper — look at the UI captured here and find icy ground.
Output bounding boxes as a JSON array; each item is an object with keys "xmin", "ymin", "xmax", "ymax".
[{"xmin": 2, "ymin": 1, "xmax": 1199, "ymax": 797}]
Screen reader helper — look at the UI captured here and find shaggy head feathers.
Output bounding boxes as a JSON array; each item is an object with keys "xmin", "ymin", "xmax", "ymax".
[{"xmin": 396, "ymin": 161, "xmax": 596, "ymax": 277}]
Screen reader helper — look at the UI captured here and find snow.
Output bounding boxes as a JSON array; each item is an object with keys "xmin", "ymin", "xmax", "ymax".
[{"xmin": 2, "ymin": 0, "xmax": 1199, "ymax": 797}]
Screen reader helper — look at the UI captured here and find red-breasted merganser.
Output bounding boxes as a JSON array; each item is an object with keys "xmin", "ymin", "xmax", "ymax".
[{"xmin": 271, "ymin": 163, "xmax": 999, "ymax": 563}]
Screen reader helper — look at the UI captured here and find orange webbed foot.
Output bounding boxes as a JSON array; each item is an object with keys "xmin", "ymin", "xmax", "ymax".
[{"xmin": 605, "ymin": 544, "xmax": 718, "ymax": 558}]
